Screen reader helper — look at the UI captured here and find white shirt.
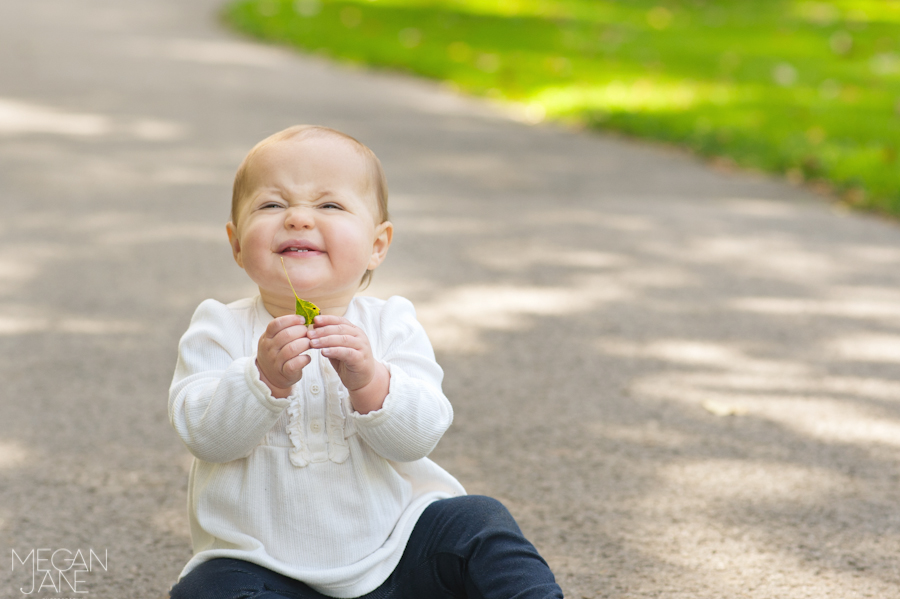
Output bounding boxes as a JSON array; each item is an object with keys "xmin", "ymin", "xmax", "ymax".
[{"xmin": 169, "ymin": 295, "xmax": 465, "ymax": 598}]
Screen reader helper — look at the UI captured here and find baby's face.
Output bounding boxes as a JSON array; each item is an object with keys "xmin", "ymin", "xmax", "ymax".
[{"xmin": 226, "ymin": 135, "xmax": 392, "ymax": 316}]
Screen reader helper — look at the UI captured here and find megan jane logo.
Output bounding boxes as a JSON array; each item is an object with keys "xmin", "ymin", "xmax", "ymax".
[{"xmin": 10, "ymin": 548, "xmax": 108, "ymax": 595}]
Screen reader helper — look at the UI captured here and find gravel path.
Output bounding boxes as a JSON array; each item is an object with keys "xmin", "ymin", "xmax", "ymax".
[{"xmin": 2, "ymin": 1, "xmax": 900, "ymax": 597}]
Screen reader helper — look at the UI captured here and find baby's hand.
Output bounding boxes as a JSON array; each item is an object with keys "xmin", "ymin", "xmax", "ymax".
[
  {"xmin": 307, "ymin": 315, "xmax": 389, "ymax": 414},
  {"xmin": 256, "ymin": 315, "xmax": 311, "ymax": 398}
]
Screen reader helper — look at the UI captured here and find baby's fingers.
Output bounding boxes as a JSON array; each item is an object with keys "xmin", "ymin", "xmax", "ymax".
[
  {"xmin": 267, "ymin": 322, "xmax": 308, "ymax": 350},
  {"xmin": 311, "ymin": 314, "xmax": 349, "ymax": 328},
  {"xmin": 265, "ymin": 314, "xmax": 306, "ymax": 336},
  {"xmin": 263, "ymin": 314, "xmax": 306, "ymax": 345},
  {"xmin": 282, "ymin": 353, "xmax": 311, "ymax": 378},
  {"xmin": 309, "ymin": 332, "xmax": 364, "ymax": 352},
  {"xmin": 308, "ymin": 321, "xmax": 359, "ymax": 339},
  {"xmin": 319, "ymin": 346, "xmax": 361, "ymax": 364},
  {"xmin": 280, "ymin": 336, "xmax": 311, "ymax": 358}
]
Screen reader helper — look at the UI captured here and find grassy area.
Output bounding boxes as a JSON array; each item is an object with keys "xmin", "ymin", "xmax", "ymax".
[{"xmin": 223, "ymin": 0, "xmax": 900, "ymax": 215}]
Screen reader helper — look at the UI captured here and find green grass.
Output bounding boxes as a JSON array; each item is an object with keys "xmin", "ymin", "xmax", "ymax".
[{"xmin": 223, "ymin": 0, "xmax": 900, "ymax": 215}]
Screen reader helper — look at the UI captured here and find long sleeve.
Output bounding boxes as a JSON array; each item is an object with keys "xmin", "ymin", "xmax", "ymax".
[
  {"xmin": 350, "ymin": 296, "xmax": 453, "ymax": 462},
  {"xmin": 169, "ymin": 299, "xmax": 292, "ymax": 463}
]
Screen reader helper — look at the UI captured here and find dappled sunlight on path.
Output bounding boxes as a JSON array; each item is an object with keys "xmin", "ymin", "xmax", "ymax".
[{"xmin": 373, "ymin": 177, "xmax": 900, "ymax": 596}]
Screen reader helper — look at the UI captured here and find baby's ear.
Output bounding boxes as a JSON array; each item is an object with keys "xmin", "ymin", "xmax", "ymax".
[
  {"xmin": 368, "ymin": 221, "xmax": 393, "ymax": 270},
  {"xmin": 225, "ymin": 222, "xmax": 244, "ymax": 268}
]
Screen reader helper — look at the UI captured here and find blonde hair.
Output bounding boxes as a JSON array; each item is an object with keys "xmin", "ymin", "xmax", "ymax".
[{"xmin": 231, "ymin": 125, "xmax": 390, "ymax": 289}]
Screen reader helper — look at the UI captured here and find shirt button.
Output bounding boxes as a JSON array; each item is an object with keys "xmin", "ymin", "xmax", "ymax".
[
  {"xmin": 311, "ymin": 384, "xmax": 321, "ymax": 394},
  {"xmin": 310, "ymin": 420, "xmax": 322, "ymax": 433}
]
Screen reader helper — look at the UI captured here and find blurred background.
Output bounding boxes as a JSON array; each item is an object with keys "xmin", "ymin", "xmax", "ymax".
[{"xmin": 224, "ymin": 0, "xmax": 900, "ymax": 215}]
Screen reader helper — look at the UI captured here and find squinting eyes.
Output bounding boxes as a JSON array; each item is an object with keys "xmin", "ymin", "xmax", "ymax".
[{"xmin": 255, "ymin": 201, "xmax": 346, "ymax": 212}]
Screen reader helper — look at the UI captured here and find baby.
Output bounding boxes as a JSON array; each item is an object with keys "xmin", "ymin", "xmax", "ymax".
[{"xmin": 168, "ymin": 125, "xmax": 563, "ymax": 599}]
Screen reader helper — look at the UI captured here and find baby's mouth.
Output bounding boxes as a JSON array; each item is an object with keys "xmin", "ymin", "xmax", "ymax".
[
  {"xmin": 280, "ymin": 248, "xmax": 325, "ymax": 260},
  {"xmin": 278, "ymin": 240, "xmax": 324, "ymax": 255}
]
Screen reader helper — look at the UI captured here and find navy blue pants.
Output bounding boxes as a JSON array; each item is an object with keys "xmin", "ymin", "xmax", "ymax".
[{"xmin": 169, "ymin": 495, "xmax": 563, "ymax": 599}]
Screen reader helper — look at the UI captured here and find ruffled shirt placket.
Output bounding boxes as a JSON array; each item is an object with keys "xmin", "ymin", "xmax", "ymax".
[{"xmin": 286, "ymin": 349, "xmax": 352, "ymax": 468}]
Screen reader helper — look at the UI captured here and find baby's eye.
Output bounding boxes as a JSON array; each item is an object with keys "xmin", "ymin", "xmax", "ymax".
[
  {"xmin": 260, "ymin": 202, "xmax": 283, "ymax": 209},
  {"xmin": 320, "ymin": 202, "xmax": 343, "ymax": 210}
]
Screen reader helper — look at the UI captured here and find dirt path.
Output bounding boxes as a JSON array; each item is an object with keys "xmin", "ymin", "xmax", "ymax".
[{"xmin": 1, "ymin": 1, "xmax": 899, "ymax": 597}]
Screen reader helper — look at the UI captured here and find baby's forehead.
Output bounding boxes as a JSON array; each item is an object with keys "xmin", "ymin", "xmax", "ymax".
[
  {"xmin": 247, "ymin": 134, "xmax": 367, "ymax": 182},
  {"xmin": 236, "ymin": 134, "xmax": 381, "ymax": 218}
]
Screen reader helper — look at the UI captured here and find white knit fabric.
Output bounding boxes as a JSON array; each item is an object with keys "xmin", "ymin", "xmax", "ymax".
[{"xmin": 169, "ymin": 295, "xmax": 465, "ymax": 598}]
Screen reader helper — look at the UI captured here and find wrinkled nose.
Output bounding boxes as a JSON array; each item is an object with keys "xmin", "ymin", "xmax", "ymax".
[{"xmin": 284, "ymin": 206, "xmax": 314, "ymax": 229}]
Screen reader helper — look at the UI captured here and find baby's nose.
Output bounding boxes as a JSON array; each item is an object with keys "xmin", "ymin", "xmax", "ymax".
[{"xmin": 284, "ymin": 206, "xmax": 315, "ymax": 227}]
